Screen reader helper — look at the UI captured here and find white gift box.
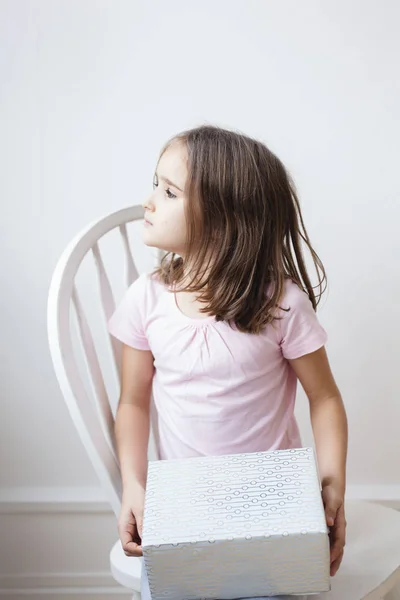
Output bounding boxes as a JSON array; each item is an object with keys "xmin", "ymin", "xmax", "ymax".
[{"xmin": 143, "ymin": 448, "xmax": 330, "ymax": 599}]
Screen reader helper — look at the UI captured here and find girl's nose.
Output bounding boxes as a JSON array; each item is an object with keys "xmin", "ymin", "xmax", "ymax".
[{"xmin": 142, "ymin": 196, "xmax": 155, "ymax": 211}]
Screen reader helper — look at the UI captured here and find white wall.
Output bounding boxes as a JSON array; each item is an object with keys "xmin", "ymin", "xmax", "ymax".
[{"xmin": 1, "ymin": 0, "xmax": 399, "ymax": 596}]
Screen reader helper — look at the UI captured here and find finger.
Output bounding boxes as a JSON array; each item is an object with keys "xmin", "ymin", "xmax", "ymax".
[
  {"xmin": 330, "ymin": 506, "xmax": 346, "ymax": 563},
  {"xmin": 119, "ymin": 525, "xmax": 134, "ymax": 547},
  {"xmin": 118, "ymin": 522, "xmax": 143, "ymax": 557},
  {"xmin": 324, "ymin": 500, "xmax": 338, "ymax": 527},
  {"xmin": 119, "ymin": 526, "xmax": 141, "ymax": 553},
  {"xmin": 330, "ymin": 548, "xmax": 344, "ymax": 577},
  {"xmin": 322, "ymin": 489, "xmax": 342, "ymax": 528},
  {"xmin": 324, "ymin": 501, "xmax": 338, "ymax": 528},
  {"xmin": 326, "ymin": 512, "xmax": 335, "ymax": 528},
  {"xmin": 330, "ymin": 536, "xmax": 344, "ymax": 569},
  {"xmin": 123, "ymin": 541, "xmax": 143, "ymax": 557}
]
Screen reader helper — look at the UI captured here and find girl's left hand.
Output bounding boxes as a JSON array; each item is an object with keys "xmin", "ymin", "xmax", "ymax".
[{"xmin": 321, "ymin": 483, "xmax": 347, "ymax": 577}]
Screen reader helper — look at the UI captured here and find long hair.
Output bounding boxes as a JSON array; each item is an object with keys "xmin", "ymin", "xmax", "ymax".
[{"xmin": 155, "ymin": 125, "xmax": 326, "ymax": 334}]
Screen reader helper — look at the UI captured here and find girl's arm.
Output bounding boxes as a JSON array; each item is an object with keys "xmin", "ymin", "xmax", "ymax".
[
  {"xmin": 289, "ymin": 346, "xmax": 348, "ymax": 577},
  {"xmin": 115, "ymin": 344, "xmax": 154, "ymax": 556},
  {"xmin": 116, "ymin": 344, "xmax": 154, "ymax": 488}
]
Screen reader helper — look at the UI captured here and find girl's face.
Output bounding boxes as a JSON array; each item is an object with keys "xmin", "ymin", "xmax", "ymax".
[{"xmin": 142, "ymin": 142, "xmax": 188, "ymax": 256}]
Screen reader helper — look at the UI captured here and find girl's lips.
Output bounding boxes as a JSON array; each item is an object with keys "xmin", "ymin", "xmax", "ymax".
[{"xmin": 144, "ymin": 218, "xmax": 153, "ymax": 227}]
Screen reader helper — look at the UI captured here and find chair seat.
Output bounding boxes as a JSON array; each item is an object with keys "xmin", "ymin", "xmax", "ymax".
[
  {"xmin": 110, "ymin": 500, "xmax": 400, "ymax": 598},
  {"xmin": 110, "ymin": 541, "xmax": 142, "ymax": 592}
]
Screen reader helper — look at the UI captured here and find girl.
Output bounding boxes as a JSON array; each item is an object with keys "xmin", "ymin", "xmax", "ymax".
[{"xmin": 108, "ymin": 125, "xmax": 348, "ymax": 600}]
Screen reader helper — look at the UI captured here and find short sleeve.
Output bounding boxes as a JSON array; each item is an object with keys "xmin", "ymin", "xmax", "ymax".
[
  {"xmin": 108, "ymin": 274, "xmax": 151, "ymax": 351},
  {"xmin": 279, "ymin": 281, "xmax": 328, "ymax": 360}
]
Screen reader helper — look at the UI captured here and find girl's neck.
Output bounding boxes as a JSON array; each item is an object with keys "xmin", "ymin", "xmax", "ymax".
[
  {"xmin": 174, "ymin": 288, "xmax": 211, "ymax": 319},
  {"xmin": 170, "ymin": 256, "xmax": 214, "ymax": 319}
]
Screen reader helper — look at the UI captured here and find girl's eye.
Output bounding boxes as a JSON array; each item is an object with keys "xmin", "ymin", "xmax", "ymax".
[{"xmin": 166, "ymin": 188, "xmax": 176, "ymax": 199}]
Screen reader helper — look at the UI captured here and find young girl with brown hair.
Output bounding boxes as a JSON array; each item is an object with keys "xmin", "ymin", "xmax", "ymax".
[{"xmin": 109, "ymin": 125, "xmax": 348, "ymax": 600}]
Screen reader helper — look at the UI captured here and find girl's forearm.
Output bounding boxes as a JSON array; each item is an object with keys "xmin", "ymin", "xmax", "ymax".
[
  {"xmin": 310, "ymin": 395, "xmax": 348, "ymax": 493},
  {"xmin": 115, "ymin": 402, "xmax": 150, "ymax": 490}
]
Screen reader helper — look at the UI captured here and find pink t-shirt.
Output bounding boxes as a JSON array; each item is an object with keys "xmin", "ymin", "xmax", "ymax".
[{"xmin": 108, "ymin": 274, "xmax": 327, "ymax": 461}]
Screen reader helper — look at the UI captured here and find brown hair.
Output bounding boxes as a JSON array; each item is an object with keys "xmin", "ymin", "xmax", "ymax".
[{"xmin": 155, "ymin": 125, "xmax": 326, "ymax": 334}]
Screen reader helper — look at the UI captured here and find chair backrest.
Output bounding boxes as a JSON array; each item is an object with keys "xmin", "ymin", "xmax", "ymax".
[{"xmin": 47, "ymin": 206, "xmax": 159, "ymax": 517}]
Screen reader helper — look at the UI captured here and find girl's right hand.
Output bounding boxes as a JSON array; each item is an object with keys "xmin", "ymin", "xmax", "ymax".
[{"xmin": 118, "ymin": 483, "xmax": 145, "ymax": 557}]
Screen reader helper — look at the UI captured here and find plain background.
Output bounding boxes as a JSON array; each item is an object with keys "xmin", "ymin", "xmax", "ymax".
[{"xmin": 0, "ymin": 0, "xmax": 399, "ymax": 597}]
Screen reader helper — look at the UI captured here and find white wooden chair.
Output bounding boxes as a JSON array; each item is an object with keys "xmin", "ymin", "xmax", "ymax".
[{"xmin": 47, "ymin": 207, "xmax": 400, "ymax": 600}]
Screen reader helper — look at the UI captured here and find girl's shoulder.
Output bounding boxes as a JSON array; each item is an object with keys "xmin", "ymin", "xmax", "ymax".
[
  {"xmin": 274, "ymin": 279, "xmax": 327, "ymax": 359},
  {"xmin": 279, "ymin": 278, "xmax": 314, "ymax": 312},
  {"xmin": 108, "ymin": 271, "xmax": 169, "ymax": 345}
]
